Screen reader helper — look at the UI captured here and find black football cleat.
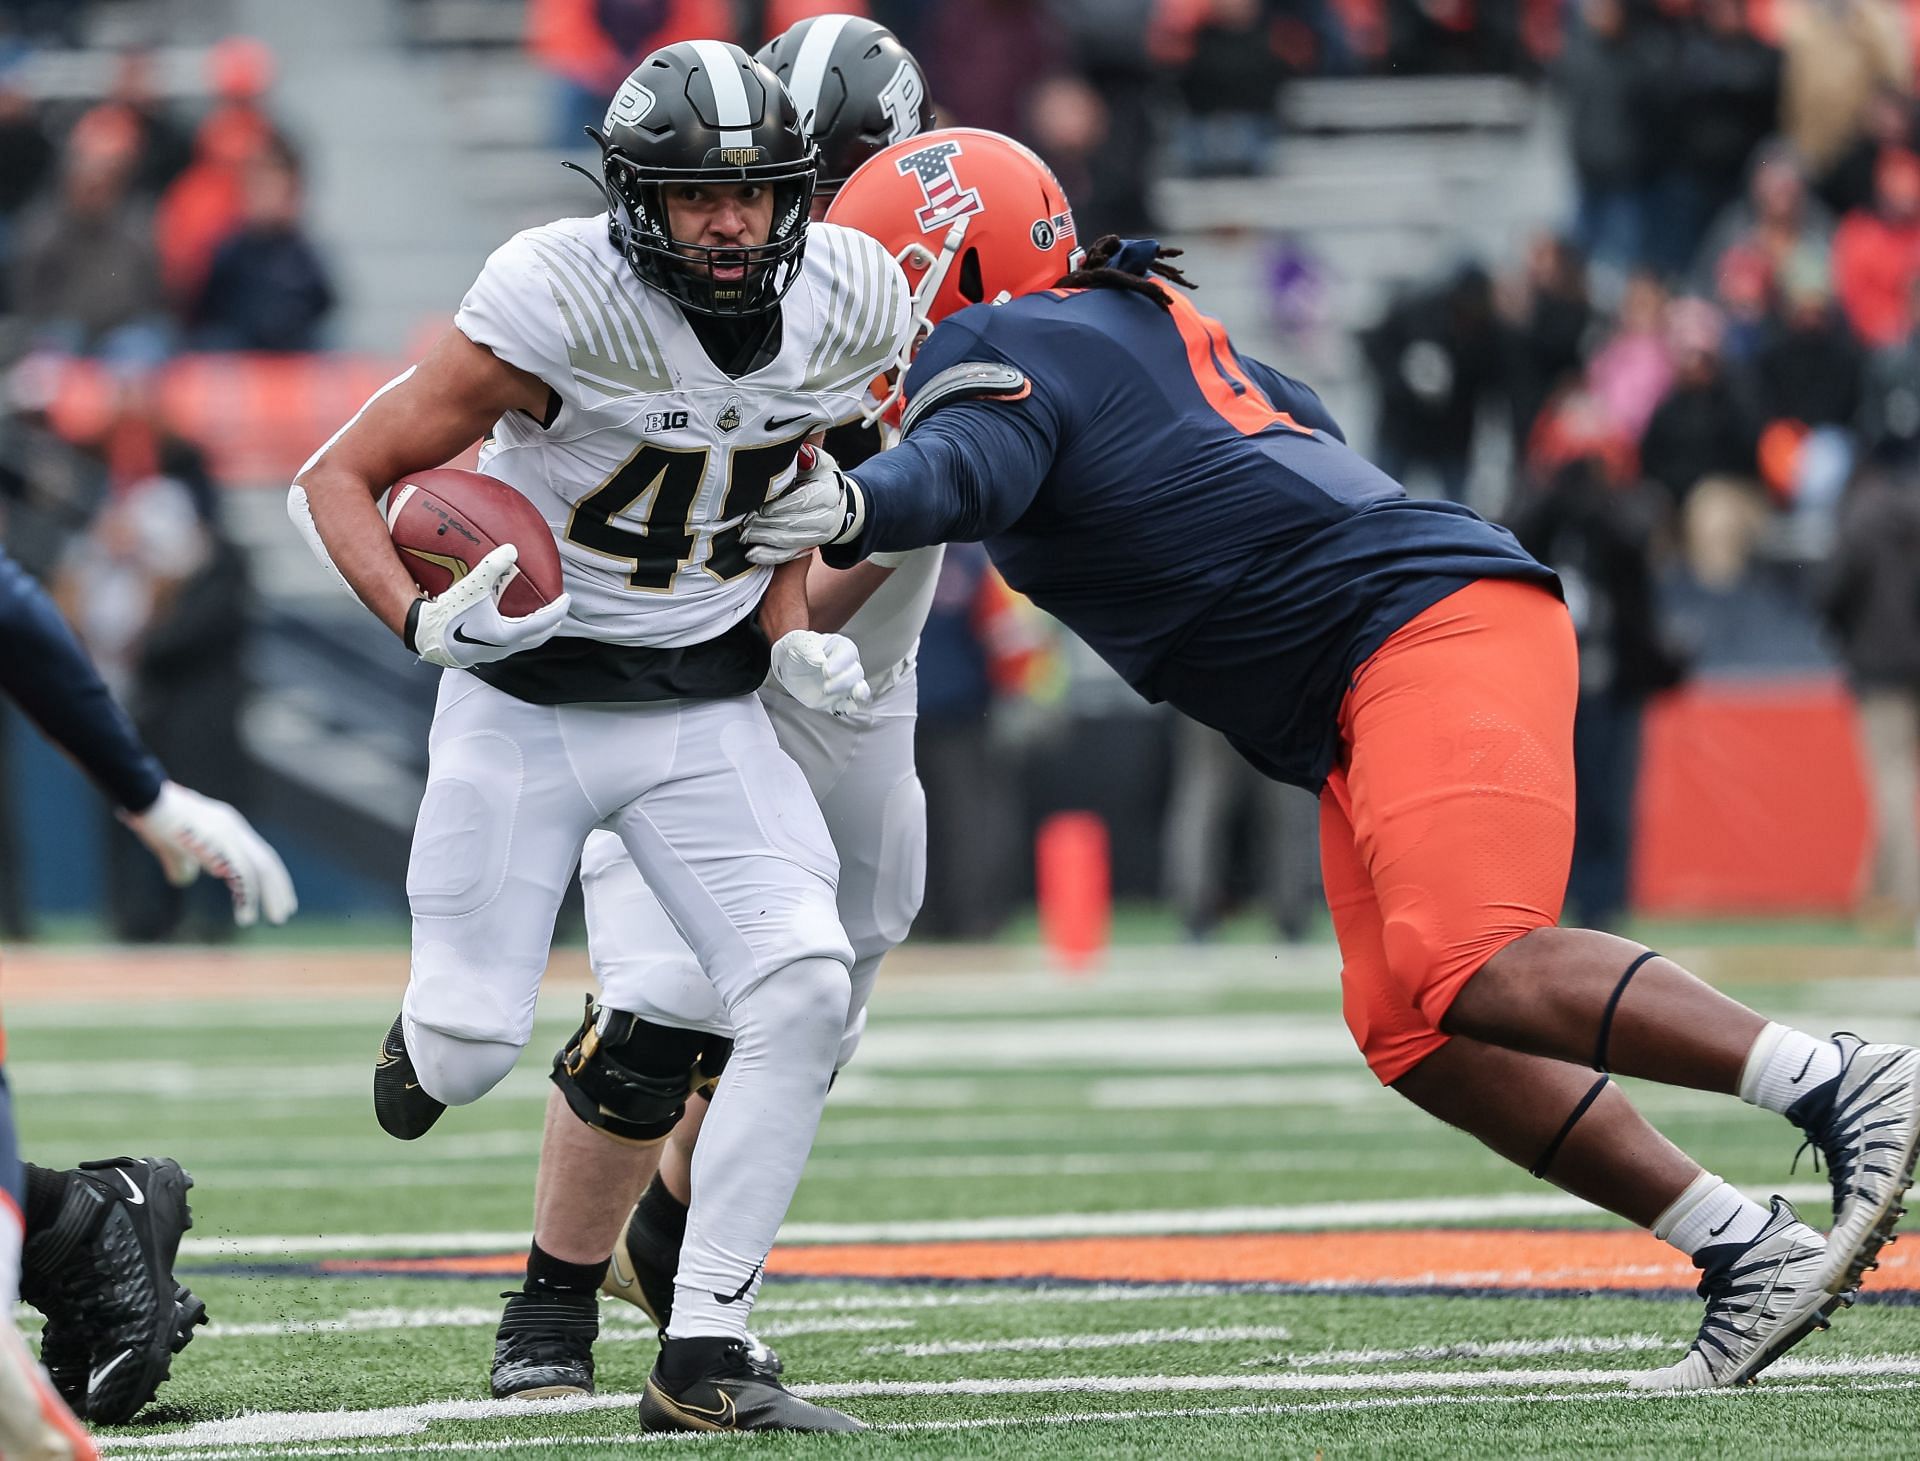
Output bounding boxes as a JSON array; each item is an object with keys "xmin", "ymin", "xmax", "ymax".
[
  {"xmin": 373, "ymin": 1013, "xmax": 445, "ymax": 1140},
  {"xmin": 489, "ymin": 1289, "xmax": 599, "ymax": 1399},
  {"xmin": 639, "ymin": 1336, "xmax": 863, "ymax": 1433},
  {"xmin": 601, "ymin": 1202, "xmax": 679, "ymax": 1330},
  {"xmin": 20, "ymin": 1157, "xmax": 208, "ymax": 1424}
]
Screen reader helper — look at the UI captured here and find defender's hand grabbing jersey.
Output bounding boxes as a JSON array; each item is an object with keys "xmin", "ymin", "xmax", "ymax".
[{"xmin": 453, "ymin": 216, "xmax": 909, "ymax": 700}]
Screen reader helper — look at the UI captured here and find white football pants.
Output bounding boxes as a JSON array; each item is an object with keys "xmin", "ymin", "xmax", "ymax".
[
  {"xmin": 402, "ymin": 670, "xmax": 853, "ymax": 1339},
  {"xmin": 580, "ymin": 665, "xmax": 925, "ymax": 1070}
]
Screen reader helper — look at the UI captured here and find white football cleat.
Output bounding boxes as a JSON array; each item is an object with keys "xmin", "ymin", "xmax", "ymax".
[
  {"xmin": 1789, "ymin": 1035, "xmax": 1920, "ymax": 1294},
  {"xmin": 0, "ymin": 1315, "xmax": 97, "ymax": 1460},
  {"xmin": 1629, "ymin": 1197, "xmax": 1844, "ymax": 1390}
]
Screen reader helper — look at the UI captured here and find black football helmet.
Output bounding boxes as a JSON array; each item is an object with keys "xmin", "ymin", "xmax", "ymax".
[
  {"xmin": 754, "ymin": 14, "xmax": 935, "ymax": 202},
  {"xmin": 580, "ymin": 40, "xmax": 817, "ymax": 317}
]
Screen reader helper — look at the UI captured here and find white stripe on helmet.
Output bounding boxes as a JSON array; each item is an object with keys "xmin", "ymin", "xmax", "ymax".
[
  {"xmin": 785, "ymin": 13, "xmax": 857, "ymax": 138},
  {"xmin": 689, "ymin": 39, "xmax": 756, "ymax": 149}
]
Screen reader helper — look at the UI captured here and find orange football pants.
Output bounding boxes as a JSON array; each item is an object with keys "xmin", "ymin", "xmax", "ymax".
[{"xmin": 1321, "ymin": 578, "xmax": 1578, "ymax": 1085}]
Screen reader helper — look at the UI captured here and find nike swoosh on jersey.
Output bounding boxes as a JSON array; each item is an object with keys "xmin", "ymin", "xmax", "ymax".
[{"xmin": 764, "ymin": 413, "xmax": 814, "ymax": 432}]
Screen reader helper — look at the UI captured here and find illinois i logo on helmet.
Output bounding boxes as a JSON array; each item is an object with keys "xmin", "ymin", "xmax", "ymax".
[{"xmin": 896, "ymin": 141, "xmax": 984, "ymax": 232}]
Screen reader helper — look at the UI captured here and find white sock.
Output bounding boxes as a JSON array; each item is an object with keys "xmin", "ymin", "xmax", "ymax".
[
  {"xmin": 668, "ymin": 958, "xmax": 847, "ymax": 1342},
  {"xmin": 1652, "ymin": 1173, "xmax": 1771, "ymax": 1258},
  {"xmin": 1738, "ymin": 1023, "xmax": 1842, "ymax": 1115}
]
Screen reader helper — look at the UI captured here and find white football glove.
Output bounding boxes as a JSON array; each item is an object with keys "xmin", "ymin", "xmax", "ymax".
[
  {"xmin": 742, "ymin": 446, "xmax": 865, "ymax": 564},
  {"xmin": 768, "ymin": 630, "xmax": 872, "ymax": 717},
  {"xmin": 404, "ymin": 543, "xmax": 571, "ymax": 669},
  {"xmin": 123, "ymin": 781, "xmax": 299, "ymax": 927}
]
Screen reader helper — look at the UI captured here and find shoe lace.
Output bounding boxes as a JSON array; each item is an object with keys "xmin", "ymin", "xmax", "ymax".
[{"xmin": 495, "ymin": 1292, "xmax": 596, "ymax": 1368}]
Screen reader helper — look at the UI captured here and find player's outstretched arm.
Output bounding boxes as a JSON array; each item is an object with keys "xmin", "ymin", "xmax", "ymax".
[
  {"xmin": 123, "ymin": 782, "xmax": 298, "ymax": 927},
  {"xmin": 293, "ymin": 328, "xmax": 556, "ymax": 642},
  {"xmin": 0, "ymin": 545, "xmax": 297, "ymax": 926}
]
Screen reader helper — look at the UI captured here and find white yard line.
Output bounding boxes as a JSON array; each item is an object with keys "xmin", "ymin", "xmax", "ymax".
[
  {"xmin": 862, "ymin": 1330, "xmax": 1681, "ymax": 1361},
  {"xmin": 98, "ymin": 1373, "xmax": 1920, "ymax": 1454},
  {"xmin": 177, "ymin": 1185, "xmax": 1836, "ymax": 1257},
  {"xmin": 188, "ymin": 1308, "xmax": 910, "ymax": 1341},
  {"xmin": 807, "ymin": 1355, "xmax": 1920, "ymax": 1398},
  {"xmin": 867, "ymin": 1325, "xmax": 1297, "ymax": 1356}
]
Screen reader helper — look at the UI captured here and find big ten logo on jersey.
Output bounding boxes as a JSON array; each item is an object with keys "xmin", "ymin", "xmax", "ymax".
[
  {"xmin": 879, "ymin": 62, "xmax": 925, "ymax": 143},
  {"xmin": 645, "ymin": 409, "xmax": 690, "ymax": 433},
  {"xmin": 897, "ymin": 140, "xmax": 982, "ymax": 233}
]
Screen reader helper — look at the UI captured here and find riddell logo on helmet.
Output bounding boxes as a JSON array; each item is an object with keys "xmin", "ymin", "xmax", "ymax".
[{"xmin": 896, "ymin": 140, "xmax": 983, "ymax": 232}]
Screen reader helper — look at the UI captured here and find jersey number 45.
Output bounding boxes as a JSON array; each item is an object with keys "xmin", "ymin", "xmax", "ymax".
[{"xmin": 565, "ymin": 435, "xmax": 805, "ymax": 592}]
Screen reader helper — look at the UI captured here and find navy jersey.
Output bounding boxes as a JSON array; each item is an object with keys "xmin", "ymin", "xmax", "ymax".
[
  {"xmin": 0, "ymin": 543, "xmax": 164, "ymax": 812},
  {"xmin": 834, "ymin": 270, "xmax": 1559, "ymax": 788}
]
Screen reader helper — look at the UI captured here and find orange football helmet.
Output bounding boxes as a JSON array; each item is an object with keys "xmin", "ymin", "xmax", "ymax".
[{"xmin": 825, "ymin": 127, "xmax": 1083, "ymax": 430}]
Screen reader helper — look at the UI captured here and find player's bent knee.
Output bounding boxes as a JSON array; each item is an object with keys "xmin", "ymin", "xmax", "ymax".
[
  {"xmin": 407, "ymin": 1023, "xmax": 525, "ymax": 1107},
  {"xmin": 733, "ymin": 956, "xmax": 853, "ymax": 1059},
  {"xmin": 550, "ymin": 997, "xmax": 733, "ymax": 1144}
]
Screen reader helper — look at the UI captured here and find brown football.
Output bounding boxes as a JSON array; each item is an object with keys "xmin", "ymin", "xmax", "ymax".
[{"xmin": 384, "ymin": 468, "xmax": 563, "ymax": 618}]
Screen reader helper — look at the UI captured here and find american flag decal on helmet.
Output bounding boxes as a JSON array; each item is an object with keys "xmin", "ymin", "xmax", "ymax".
[{"xmin": 897, "ymin": 140, "xmax": 983, "ymax": 232}]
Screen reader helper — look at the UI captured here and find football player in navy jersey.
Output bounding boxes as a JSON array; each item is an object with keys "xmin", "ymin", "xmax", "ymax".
[
  {"xmin": 0, "ymin": 542, "xmax": 295, "ymax": 1454},
  {"xmin": 742, "ymin": 127, "xmax": 1920, "ymax": 1391}
]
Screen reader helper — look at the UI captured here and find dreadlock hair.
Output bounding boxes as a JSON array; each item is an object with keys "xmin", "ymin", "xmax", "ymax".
[{"xmin": 1054, "ymin": 235, "xmax": 1196, "ymax": 311}]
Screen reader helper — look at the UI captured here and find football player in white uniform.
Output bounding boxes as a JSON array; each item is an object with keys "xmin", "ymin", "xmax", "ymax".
[
  {"xmin": 291, "ymin": 40, "xmax": 909, "ymax": 1434},
  {"xmin": 487, "ymin": 13, "xmax": 944, "ymax": 1403}
]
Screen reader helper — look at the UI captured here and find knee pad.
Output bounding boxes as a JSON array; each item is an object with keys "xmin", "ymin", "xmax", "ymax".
[
  {"xmin": 551, "ymin": 997, "xmax": 733, "ymax": 1145},
  {"xmin": 733, "ymin": 957, "xmax": 851, "ymax": 1058},
  {"xmin": 406, "ymin": 1019, "xmax": 524, "ymax": 1106}
]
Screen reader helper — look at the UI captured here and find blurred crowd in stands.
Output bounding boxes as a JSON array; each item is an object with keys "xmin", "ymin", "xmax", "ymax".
[
  {"xmin": 1358, "ymin": 0, "xmax": 1920, "ymax": 935},
  {"xmin": 7, "ymin": 0, "xmax": 1920, "ymax": 943}
]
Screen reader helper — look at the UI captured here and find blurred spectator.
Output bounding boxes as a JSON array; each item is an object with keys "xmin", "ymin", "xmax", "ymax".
[
  {"xmin": 1510, "ymin": 455, "xmax": 1686, "ymax": 929},
  {"xmin": 1051, "ymin": 0, "xmax": 1160, "ymax": 233},
  {"xmin": 1748, "ymin": 257, "xmax": 1863, "ymax": 532},
  {"xmin": 1818, "ymin": 82, "xmax": 1918, "ymax": 217},
  {"xmin": 914, "ymin": 544, "xmax": 1025, "ymax": 940},
  {"xmin": 1499, "ymin": 232, "xmax": 1594, "ymax": 453},
  {"xmin": 1858, "ymin": 276, "xmax": 1920, "ymax": 456},
  {"xmin": 1692, "ymin": 143, "xmax": 1835, "ymax": 315},
  {"xmin": 0, "ymin": 66, "xmax": 52, "ymax": 249},
  {"xmin": 1161, "ymin": 716, "xmax": 1321, "ymax": 941},
  {"xmin": 927, "ymin": 0, "xmax": 1071, "ymax": 136},
  {"xmin": 1778, "ymin": 0, "xmax": 1908, "ymax": 179},
  {"xmin": 154, "ymin": 40, "xmax": 294, "ymax": 308},
  {"xmin": 1820, "ymin": 455, "xmax": 1920, "ymax": 933},
  {"xmin": 1585, "ymin": 269, "xmax": 1674, "ymax": 442},
  {"xmin": 191, "ymin": 152, "xmax": 335, "ymax": 352},
  {"xmin": 12, "ymin": 114, "xmax": 169, "ymax": 365},
  {"xmin": 1657, "ymin": 0, "xmax": 1781, "ymax": 277},
  {"xmin": 1639, "ymin": 297, "xmax": 1757, "ymax": 506},
  {"xmin": 1026, "ymin": 74, "xmax": 1110, "ymax": 230},
  {"xmin": 528, "ymin": 0, "xmax": 736, "ymax": 146},
  {"xmin": 1361, "ymin": 263, "xmax": 1503, "ymax": 501},
  {"xmin": 75, "ymin": 47, "xmax": 194, "ymax": 200},
  {"xmin": 1833, "ymin": 145, "xmax": 1920, "ymax": 349},
  {"xmin": 1558, "ymin": 0, "xmax": 1656, "ymax": 282},
  {"xmin": 1165, "ymin": 0, "xmax": 1288, "ymax": 178}
]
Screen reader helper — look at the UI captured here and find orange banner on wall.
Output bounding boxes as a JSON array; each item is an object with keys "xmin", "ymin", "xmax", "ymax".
[{"xmin": 1632, "ymin": 678, "xmax": 1870, "ymax": 915}]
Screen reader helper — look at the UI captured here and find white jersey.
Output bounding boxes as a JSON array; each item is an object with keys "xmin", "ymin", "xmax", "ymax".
[{"xmin": 454, "ymin": 217, "xmax": 911, "ymax": 648}]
